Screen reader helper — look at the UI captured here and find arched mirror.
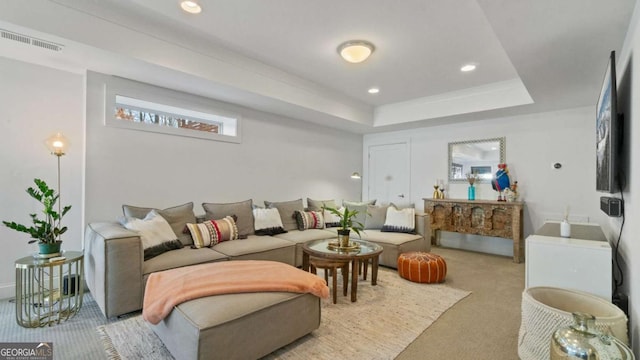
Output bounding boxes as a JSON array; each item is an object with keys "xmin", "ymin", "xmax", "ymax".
[{"xmin": 448, "ymin": 137, "xmax": 505, "ymax": 183}]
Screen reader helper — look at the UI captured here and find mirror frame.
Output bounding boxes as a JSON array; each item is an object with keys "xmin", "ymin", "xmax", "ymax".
[{"xmin": 448, "ymin": 137, "xmax": 506, "ymax": 183}]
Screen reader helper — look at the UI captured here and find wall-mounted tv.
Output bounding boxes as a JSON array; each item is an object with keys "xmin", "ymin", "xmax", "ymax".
[{"xmin": 596, "ymin": 51, "xmax": 621, "ymax": 193}]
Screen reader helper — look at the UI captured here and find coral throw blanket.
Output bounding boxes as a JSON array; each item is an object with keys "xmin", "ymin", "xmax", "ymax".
[{"xmin": 143, "ymin": 260, "xmax": 329, "ymax": 324}]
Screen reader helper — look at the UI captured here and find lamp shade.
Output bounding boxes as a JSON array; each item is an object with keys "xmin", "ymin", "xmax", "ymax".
[
  {"xmin": 45, "ymin": 132, "xmax": 69, "ymax": 156},
  {"xmin": 338, "ymin": 41, "xmax": 375, "ymax": 63}
]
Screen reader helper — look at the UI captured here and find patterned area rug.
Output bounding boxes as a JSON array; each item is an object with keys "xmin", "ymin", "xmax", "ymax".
[{"xmin": 97, "ymin": 267, "xmax": 471, "ymax": 360}]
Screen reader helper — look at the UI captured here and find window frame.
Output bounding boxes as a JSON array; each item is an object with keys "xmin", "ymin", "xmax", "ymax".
[{"xmin": 104, "ymin": 76, "xmax": 241, "ymax": 144}]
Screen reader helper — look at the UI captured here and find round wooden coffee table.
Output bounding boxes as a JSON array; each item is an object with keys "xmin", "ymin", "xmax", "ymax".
[{"xmin": 302, "ymin": 239, "xmax": 383, "ymax": 302}]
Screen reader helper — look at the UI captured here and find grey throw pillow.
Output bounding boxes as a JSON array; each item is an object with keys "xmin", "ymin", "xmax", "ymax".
[
  {"xmin": 365, "ymin": 204, "xmax": 389, "ymax": 230},
  {"xmin": 343, "ymin": 200, "xmax": 376, "ymax": 229},
  {"xmin": 202, "ymin": 199, "xmax": 254, "ymax": 238},
  {"xmin": 122, "ymin": 202, "xmax": 196, "ymax": 246},
  {"xmin": 264, "ymin": 199, "xmax": 304, "ymax": 231},
  {"xmin": 306, "ymin": 198, "xmax": 337, "ymax": 211}
]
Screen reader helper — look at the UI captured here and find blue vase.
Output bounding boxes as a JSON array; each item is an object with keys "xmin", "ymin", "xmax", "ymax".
[{"xmin": 468, "ymin": 185, "xmax": 476, "ymax": 200}]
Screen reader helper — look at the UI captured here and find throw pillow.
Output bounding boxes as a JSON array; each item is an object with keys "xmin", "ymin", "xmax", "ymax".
[
  {"xmin": 323, "ymin": 207, "xmax": 343, "ymax": 228},
  {"xmin": 253, "ymin": 208, "xmax": 287, "ymax": 236},
  {"xmin": 186, "ymin": 216, "xmax": 239, "ymax": 248},
  {"xmin": 122, "ymin": 202, "xmax": 196, "ymax": 246},
  {"xmin": 122, "ymin": 210, "xmax": 183, "ymax": 260},
  {"xmin": 294, "ymin": 210, "xmax": 325, "ymax": 231},
  {"xmin": 342, "ymin": 199, "xmax": 376, "ymax": 229},
  {"xmin": 365, "ymin": 204, "xmax": 389, "ymax": 230},
  {"xmin": 264, "ymin": 199, "xmax": 304, "ymax": 231},
  {"xmin": 381, "ymin": 205, "xmax": 416, "ymax": 233},
  {"xmin": 306, "ymin": 198, "xmax": 337, "ymax": 212},
  {"xmin": 202, "ymin": 199, "xmax": 254, "ymax": 238}
]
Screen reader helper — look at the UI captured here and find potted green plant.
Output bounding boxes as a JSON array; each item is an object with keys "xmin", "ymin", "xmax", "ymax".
[
  {"xmin": 3, "ymin": 179, "xmax": 71, "ymax": 255},
  {"xmin": 323, "ymin": 206, "xmax": 365, "ymax": 248}
]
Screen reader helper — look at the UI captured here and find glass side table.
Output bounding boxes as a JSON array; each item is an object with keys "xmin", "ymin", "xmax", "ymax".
[{"xmin": 15, "ymin": 250, "xmax": 84, "ymax": 327}]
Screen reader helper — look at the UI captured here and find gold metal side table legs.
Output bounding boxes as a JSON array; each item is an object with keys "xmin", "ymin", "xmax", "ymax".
[{"xmin": 15, "ymin": 251, "xmax": 84, "ymax": 328}]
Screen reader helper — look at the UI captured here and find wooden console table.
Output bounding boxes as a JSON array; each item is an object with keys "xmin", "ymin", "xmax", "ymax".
[{"xmin": 424, "ymin": 198, "xmax": 524, "ymax": 263}]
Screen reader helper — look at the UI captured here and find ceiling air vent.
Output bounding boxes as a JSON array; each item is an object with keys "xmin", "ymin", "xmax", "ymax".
[{"xmin": 0, "ymin": 29, "xmax": 64, "ymax": 52}]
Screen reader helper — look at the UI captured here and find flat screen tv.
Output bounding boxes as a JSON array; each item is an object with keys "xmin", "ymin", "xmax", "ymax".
[{"xmin": 596, "ymin": 51, "xmax": 621, "ymax": 193}]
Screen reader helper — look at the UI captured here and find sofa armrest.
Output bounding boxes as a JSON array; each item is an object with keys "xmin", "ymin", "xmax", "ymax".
[
  {"xmin": 84, "ymin": 222, "xmax": 143, "ymax": 318},
  {"xmin": 414, "ymin": 214, "xmax": 431, "ymax": 251},
  {"xmin": 414, "ymin": 214, "xmax": 427, "ymax": 237}
]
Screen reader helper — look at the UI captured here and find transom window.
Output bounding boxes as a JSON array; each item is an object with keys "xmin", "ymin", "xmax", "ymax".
[{"xmin": 104, "ymin": 75, "xmax": 241, "ymax": 143}]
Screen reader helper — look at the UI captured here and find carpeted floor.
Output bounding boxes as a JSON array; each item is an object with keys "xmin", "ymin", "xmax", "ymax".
[
  {"xmin": 0, "ymin": 292, "xmax": 119, "ymax": 359},
  {"xmin": 0, "ymin": 247, "xmax": 524, "ymax": 359},
  {"xmin": 97, "ymin": 267, "xmax": 470, "ymax": 359}
]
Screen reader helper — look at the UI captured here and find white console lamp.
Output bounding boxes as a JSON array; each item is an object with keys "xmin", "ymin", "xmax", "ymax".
[{"xmin": 525, "ymin": 222, "xmax": 612, "ymax": 301}]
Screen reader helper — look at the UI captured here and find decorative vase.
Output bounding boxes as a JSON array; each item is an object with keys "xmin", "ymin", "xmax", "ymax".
[
  {"xmin": 550, "ymin": 312, "xmax": 634, "ymax": 360},
  {"xmin": 337, "ymin": 229, "xmax": 351, "ymax": 248},
  {"xmin": 38, "ymin": 240, "xmax": 62, "ymax": 255},
  {"xmin": 468, "ymin": 185, "xmax": 475, "ymax": 200}
]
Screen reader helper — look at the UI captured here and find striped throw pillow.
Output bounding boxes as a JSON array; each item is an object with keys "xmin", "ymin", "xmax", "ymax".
[
  {"xmin": 186, "ymin": 216, "xmax": 239, "ymax": 248},
  {"xmin": 294, "ymin": 210, "xmax": 325, "ymax": 231}
]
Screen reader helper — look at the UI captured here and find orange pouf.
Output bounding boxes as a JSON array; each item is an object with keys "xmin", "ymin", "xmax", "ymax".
[{"xmin": 397, "ymin": 252, "xmax": 447, "ymax": 283}]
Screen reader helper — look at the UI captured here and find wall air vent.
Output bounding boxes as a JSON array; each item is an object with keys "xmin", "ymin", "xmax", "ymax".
[{"xmin": 0, "ymin": 29, "xmax": 64, "ymax": 52}]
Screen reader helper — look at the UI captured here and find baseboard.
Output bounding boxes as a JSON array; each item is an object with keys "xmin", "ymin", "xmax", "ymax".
[{"xmin": 0, "ymin": 282, "xmax": 16, "ymax": 300}]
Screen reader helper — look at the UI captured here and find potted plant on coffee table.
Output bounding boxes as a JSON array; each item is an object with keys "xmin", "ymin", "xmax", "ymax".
[
  {"xmin": 323, "ymin": 206, "xmax": 365, "ymax": 248},
  {"xmin": 3, "ymin": 179, "xmax": 71, "ymax": 256}
]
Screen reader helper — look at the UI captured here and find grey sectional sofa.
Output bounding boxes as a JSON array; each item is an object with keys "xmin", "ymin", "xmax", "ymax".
[{"xmin": 84, "ymin": 200, "xmax": 429, "ymax": 318}]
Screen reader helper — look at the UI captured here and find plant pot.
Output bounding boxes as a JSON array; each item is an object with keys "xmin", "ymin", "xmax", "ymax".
[
  {"xmin": 337, "ymin": 229, "xmax": 351, "ymax": 248},
  {"xmin": 38, "ymin": 241, "xmax": 62, "ymax": 255}
]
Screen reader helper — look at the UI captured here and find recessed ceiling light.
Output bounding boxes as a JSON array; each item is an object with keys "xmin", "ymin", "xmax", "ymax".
[
  {"xmin": 460, "ymin": 64, "xmax": 477, "ymax": 72},
  {"xmin": 368, "ymin": 88, "xmax": 380, "ymax": 94},
  {"xmin": 337, "ymin": 40, "xmax": 375, "ymax": 63},
  {"xmin": 180, "ymin": 1, "xmax": 202, "ymax": 14}
]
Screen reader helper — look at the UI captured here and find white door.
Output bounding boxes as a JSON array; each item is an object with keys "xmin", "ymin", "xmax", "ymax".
[{"xmin": 367, "ymin": 142, "xmax": 410, "ymax": 206}]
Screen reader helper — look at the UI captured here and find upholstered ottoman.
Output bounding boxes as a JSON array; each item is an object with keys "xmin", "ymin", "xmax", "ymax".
[
  {"xmin": 150, "ymin": 291, "xmax": 320, "ymax": 359},
  {"xmin": 397, "ymin": 252, "xmax": 447, "ymax": 283}
]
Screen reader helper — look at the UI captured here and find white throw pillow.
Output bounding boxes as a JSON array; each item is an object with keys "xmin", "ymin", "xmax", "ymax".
[
  {"xmin": 123, "ymin": 210, "xmax": 178, "ymax": 249},
  {"xmin": 381, "ymin": 205, "xmax": 415, "ymax": 233},
  {"xmin": 323, "ymin": 207, "xmax": 344, "ymax": 228},
  {"xmin": 253, "ymin": 207, "xmax": 287, "ymax": 235}
]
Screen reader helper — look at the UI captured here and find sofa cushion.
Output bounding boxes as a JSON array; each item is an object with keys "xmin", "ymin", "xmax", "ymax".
[
  {"xmin": 358, "ymin": 229, "xmax": 423, "ymax": 244},
  {"xmin": 123, "ymin": 202, "xmax": 196, "ymax": 246},
  {"xmin": 122, "ymin": 210, "xmax": 183, "ymax": 260},
  {"xmin": 264, "ymin": 199, "xmax": 304, "ymax": 232},
  {"xmin": 186, "ymin": 216, "xmax": 239, "ymax": 248},
  {"xmin": 365, "ymin": 204, "xmax": 389, "ymax": 230},
  {"xmin": 212, "ymin": 235, "xmax": 294, "ymax": 257},
  {"xmin": 202, "ymin": 200, "xmax": 254, "ymax": 238},
  {"xmin": 294, "ymin": 210, "xmax": 325, "ymax": 230},
  {"xmin": 306, "ymin": 198, "xmax": 336, "ymax": 211},
  {"xmin": 273, "ymin": 229, "xmax": 336, "ymax": 245},
  {"xmin": 381, "ymin": 205, "xmax": 416, "ymax": 233},
  {"xmin": 253, "ymin": 208, "xmax": 287, "ymax": 236},
  {"xmin": 143, "ymin": 247, "xmax": 228, "ymax": 275}
]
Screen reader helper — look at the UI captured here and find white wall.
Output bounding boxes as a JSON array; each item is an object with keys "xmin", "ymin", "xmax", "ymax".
[
  {"xmin": 610, "ymin": 1, "xmax": 640, "ymax": 354},
  {"xmin": 0, "ymin": 57, "xmax": 84, "ymax": 299},
  {"xmin": 85, "ymin": 72, "xmax": 362, "ymax": 224},
  {"xmin": 364, "ymin": 107, "xmax": 606, "ymax": 257}
]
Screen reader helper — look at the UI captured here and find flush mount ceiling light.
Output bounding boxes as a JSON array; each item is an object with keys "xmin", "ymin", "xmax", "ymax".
[
  {"xmin": 368, "ymin": 87, "xmax": 380, "ymax": 94},
  {"xmin": 460, "ymin": 63, "xmax": 477, "ymax": 72},
  {"xmin": 180, "ymin": 1, "xmax": 202, "ymax": 14},
  {"xmin": 337, "ymin": 40, "xmax": 375, "ymax": 63}
]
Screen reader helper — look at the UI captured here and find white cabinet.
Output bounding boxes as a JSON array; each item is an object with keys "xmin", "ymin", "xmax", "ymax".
[{"xmin": 525, "ymin": 222, "xmax": 612, "ymax": 301}]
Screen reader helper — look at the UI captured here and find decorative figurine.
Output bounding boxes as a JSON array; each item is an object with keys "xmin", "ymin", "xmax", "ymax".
[{"xmin": 492, "ymin": 164, "xmax": 511, "ymax": 202}]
